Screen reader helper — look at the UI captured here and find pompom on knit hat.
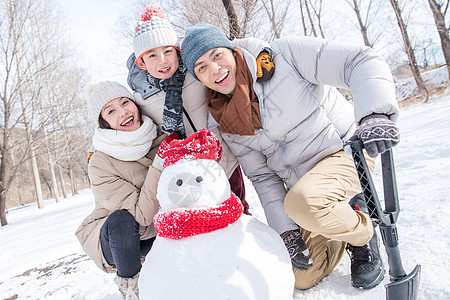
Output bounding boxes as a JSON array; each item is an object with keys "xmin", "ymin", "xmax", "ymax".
[
  {"xmin": 133, "ymin": 4, "xmax": 178, "ymax": 62},
  {"xmin": 87, "ymin": 81, "xmax": 135, "ymax": 124},
  {"xmin": 180, "ymin": 22, "xmax": 234, "ymax": 80},
  {"xmin": 158, "ymin": 128, "xmax": 223, "ymax": 168}
]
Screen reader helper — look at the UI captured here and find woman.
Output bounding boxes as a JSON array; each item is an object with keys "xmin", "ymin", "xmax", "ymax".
[{"xmin": 75, "ymin": 81, "xmax": 165, "ymax": 299}]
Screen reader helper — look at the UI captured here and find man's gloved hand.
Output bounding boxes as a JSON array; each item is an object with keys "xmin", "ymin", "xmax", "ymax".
[
  {"xmin": 256, "ymin": 51, "xmax": 275, "ymax": 83},
  {"xmin": 280, "ymin": 229, "xmax": 313, "ymax": 270},
  {"xmin": 352, "ymin": 114, "xmax": 400, "ymax": 157}
]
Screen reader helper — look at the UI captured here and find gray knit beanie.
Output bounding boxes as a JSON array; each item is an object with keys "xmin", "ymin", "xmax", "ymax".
[
  {"xmin": 134, "ymin": 5, "xmax": 178, "ymax": 60},
  {"xmin": 180, "ymin": 22, "xmax": 234, "ymax": 80},
  {"xmin": 87, "ymin": 81, "xmax": 135, "ymax": 124}
]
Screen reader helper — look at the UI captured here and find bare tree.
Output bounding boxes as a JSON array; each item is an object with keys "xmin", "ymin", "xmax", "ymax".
[
  {"xmin": 303, "ymin": 0, "xmax": 319, "ymax": 36},
  {"xmin": 131, "ymin": 0, "xmax": 265, "ymax": 40},
  {"xmin": 307, "ymin": 0, "xmax": 325, "ymax": 38},
  {"xmin": 261, "ymin": 0, "xmax": 291, "ymax": 39},
  {"xmin": 344, "ymin": 0, "xmax": 384, "ymax": 47},
  {"xmin": 298, "ymin": 0, "xmax": 327, "ymax": 37},
  {"xmin": 351, "ymin": 0, "xmax": 371, "ymax": 46},
  {"xmin": 389, "ymin": 0, "xmax": 429, "ymax": 98},
  {"xmin": 0, "ymin": 0, "xmax": 75, "ymax": 225},
  {"xmin": 0, "ymin": 0, "xmax": 39, "ymax": 225},
  {"xmin": 427, "ymin": 0, "xmax": 450, "ymax": 80},
  {"xmin": 222, "ymin": 0, "xmax": 243, "ymax": 39},
  {"xmin": 298, "ymin": 0, "xmax": 308, "ymax": 35}
]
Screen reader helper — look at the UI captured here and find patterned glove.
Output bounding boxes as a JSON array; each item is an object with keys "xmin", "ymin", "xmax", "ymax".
[
  {"xmin": 256, "ymin": 51, "xmax": 275, "ymax": 83},
  {"xmin": 352, "ymin": 114, "xmax": 400, "ymax": 157},
  {"xmin": 281, "ymin": 229, "xmax": 313, "ymax": 270}
]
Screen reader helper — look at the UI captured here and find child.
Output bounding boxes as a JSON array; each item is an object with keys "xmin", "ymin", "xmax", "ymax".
[
  {"xmin": 127, "ymin": 4, "xmax": 275, "ymax": 214},
  {"xmin": 75, "ymin": 81, "xmax": 166, "ymax": 299}
]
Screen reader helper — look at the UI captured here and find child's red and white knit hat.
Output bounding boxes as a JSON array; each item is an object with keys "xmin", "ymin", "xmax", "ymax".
[
  {"xmin": 158, "ymin": 129, "xmax": 223, "ymax": 168},
  {"xmin": 133, "ymin": 5, "xmax": 178, "ymax": 61}
]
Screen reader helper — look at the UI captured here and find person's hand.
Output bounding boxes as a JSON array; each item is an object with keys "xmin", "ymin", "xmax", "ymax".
[
  {"xmin": 352, "ymin": 114, "xmax": 400, "ymax": 157},
  {"xmin": 280, "ymin": 229, "xmax": 313, "ymax": 270},
  {"xmin": 152, "ymin": 132, "xmax": 180, "ymax": 171},
  {"xmin": 256, "ymin": 51, "xmax": 275, "ymax": 83}
]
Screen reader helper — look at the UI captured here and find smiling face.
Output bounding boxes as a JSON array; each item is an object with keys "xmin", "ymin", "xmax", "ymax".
[
  {"xmin": 100, "ymin": 97, "xmax": 141, "ymax": 131},
  {"xmin": 137, "ymin": 46, "xmax": 179, "ymax": 80},
  {"xmin": 193, "ymin": 47, "xmax": 237, "ymax": 95}
]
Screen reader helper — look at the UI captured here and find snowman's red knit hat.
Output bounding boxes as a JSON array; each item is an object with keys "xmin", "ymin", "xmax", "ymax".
[{"xmin": 158, "ymin": 128, "xmax": 223, "ymax": 168}]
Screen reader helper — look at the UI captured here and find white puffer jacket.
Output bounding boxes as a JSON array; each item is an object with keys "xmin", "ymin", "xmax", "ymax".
[{"xmin": 222, "ymin": 36, "xmax": 399, "ymax": 234}]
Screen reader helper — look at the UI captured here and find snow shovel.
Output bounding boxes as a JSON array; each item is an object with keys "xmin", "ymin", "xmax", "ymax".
[{"xmin": 349, "ymin": 140, "xmax": 421, "ymax": 300}]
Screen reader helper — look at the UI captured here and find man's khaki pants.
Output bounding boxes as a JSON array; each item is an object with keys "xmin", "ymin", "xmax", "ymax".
[{"xmin": 284, "ymin": 150, "xmax": 375, "ymax": 290}]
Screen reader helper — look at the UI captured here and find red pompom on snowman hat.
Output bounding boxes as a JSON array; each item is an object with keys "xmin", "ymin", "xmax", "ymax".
[{"xmin": 158, "ymin": 128, "xmax": 223, "ymax": 168}]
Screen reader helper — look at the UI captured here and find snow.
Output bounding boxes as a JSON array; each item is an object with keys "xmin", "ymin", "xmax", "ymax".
[
  {"xmin": 1, "ymin": 76, "xmax": 449, "ymax": 299},
  {"xmin": 395, "ymin": 65, "xmax": 449, "ymax": 101}
]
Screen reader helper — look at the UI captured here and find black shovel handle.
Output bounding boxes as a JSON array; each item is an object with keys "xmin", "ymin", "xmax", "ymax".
[
  {"xmin": 349, "ymin": 140, "xmax": 399, "ymax": 226},
  {"xmin": 349, "ymin": 140, "xmax": 421, "ymax": 300}
]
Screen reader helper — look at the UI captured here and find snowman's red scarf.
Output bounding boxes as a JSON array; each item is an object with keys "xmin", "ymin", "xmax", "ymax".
[{"xmin": 154, "ymin": 193, "xmax": 243, "ymax": 239}]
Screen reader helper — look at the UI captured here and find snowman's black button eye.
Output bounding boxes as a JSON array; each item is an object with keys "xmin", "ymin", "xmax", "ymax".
[
  {"xmin": 176, "ymin": 179, "xmax": 183, "ymax": 186},
  {"xmin": 196, "ymin": 176, "xmax": 203, "ymax": 183}
]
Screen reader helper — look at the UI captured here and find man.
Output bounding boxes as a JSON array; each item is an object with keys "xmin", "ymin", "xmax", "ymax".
[{"xmin": 180, "ymin": 22, "xmax": 400, "ymax": 290}]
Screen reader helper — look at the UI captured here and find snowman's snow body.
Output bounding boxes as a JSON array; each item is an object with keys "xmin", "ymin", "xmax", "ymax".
[{"xmin": 139, "ymin": 152, "xmax": 295, "ymax": 300}]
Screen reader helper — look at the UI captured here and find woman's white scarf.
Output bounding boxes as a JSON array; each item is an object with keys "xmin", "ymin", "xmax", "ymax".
[{"xmin": 93, "ymin": 115, "xmax": 157, "ymax": 161}]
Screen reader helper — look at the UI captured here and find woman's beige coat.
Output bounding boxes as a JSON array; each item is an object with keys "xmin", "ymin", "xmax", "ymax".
[{"xmin": 75, "ymin": 134, "xmax": 165, "ymax": 272}]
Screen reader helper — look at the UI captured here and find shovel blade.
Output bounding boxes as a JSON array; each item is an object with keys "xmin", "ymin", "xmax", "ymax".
[{"xmin": 386, "ymin": 265, "xmax": 421, "ymax": 300}]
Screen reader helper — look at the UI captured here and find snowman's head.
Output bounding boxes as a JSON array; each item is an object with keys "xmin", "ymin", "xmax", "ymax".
[
  {"xmin": 157, "ymin": 158, "xmax": 230, "ymax": 211},
  {"xmin": 156, "ymin": 128, "xmax": 231, "ymax": 212}
]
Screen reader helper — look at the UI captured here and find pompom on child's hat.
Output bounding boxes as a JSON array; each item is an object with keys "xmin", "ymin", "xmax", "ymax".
[
  {"xmin": 134, "ymin": 4, "xmax": 178, "ymax": 62},
  {"xmin": 158, "ymin": 129, "xmax": 223, "ymax": 168},
  {"xmin": 180, "ymin": 22, "xmax": 234, "ymax": 80}
]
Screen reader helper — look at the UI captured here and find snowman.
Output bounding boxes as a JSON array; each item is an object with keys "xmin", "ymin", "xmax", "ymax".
[{"xmin": 139, "ymin": 129, "xmax": 295, "ymax": 300}]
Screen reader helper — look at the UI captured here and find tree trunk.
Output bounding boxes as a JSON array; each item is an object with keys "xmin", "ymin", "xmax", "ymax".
[
  {"xmin": 352, "ymin": 0, "xmax": 372, "ymax": 47},
  {"xmin": 0, "ymin": 111, "xmax": 9, "ymax": 225},
  {"xmin": 0, "ymin": 193, "xmax": 6, "ymax": 226},
  {"xmin": 10, "ymin": 151, "xmax": 23, "ymax": 206},
  {"xmin": 221, "ymin": 0, "xmax": 242, "ymax": 40},
  {"xmin": 428, "ymin": 0, "xmax": 450, "ymax": 80},
  {"xmin": 0, "ymin": 160, "xmax": 7, "ymax": 226},
  {"xmin": 69, "ymin": 165, "xmax": 78, "ymax": 196},
  {"xmin": 389, "ymin": 0, "xmax": 429, "ymax": 99},
  {"xmin": 304, "ymin": 0, "xmax": 318, "ymax": 37},
  {"xmin": 49, "ymin": 162, "xmax": 60, "ymax": 203},
  {"xmin": 299, "ymin": 0, "xmax": 308, "ymax": 35},
  {"xmin": 264, "ymin": 0, "xmax": 281, "ymax": 39},
  {"xmin": 58, "ymin": 165, "xmax": 67, "ymax": 198},
  {"xmin": 30, "ymin": 153, "xmax": 44, "ymax": 208}
]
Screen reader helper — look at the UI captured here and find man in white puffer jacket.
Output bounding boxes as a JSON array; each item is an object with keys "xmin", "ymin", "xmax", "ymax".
[{"xmin": 180, "ymin": 23, "xmax": 400, "ymax": 291}]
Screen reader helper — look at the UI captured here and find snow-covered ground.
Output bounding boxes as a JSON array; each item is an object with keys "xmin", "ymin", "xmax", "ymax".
[
  {"xmin": 395, "ymin": 65, "xmax": 449, "ymax": 101},
  {"xmin": 1, "ymin": 80, "xmax": 449, "ymax": 299}
]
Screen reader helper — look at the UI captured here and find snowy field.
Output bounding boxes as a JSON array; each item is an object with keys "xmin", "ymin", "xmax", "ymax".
[{"xmin": 1, "ymin": 88, "xmax": 449, "ymax": 298}]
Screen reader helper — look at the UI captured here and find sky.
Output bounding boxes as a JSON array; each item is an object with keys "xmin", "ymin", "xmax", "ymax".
[
  {"xmin": 60, "ymin": 0, "xmax": 133, "ymax": 86},
  {"xmin": 58, "ymin": 0, "xmax": 446, "ymax": 90},
  {"xmin": 0, "ymin": 67, "xmax": 449, "ymax": 299}
]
